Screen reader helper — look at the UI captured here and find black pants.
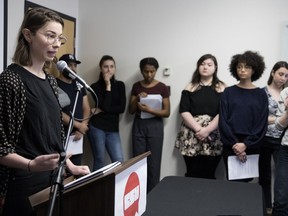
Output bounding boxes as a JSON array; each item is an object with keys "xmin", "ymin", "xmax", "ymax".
[
  {"xmin": 183, "ymin": 155, "xmax": 221, "ymax": 179},
  {"xmin": 259, "ymin": 136, "xmax": 281, "ymax": 209},
  {"xmin": 132, "ymin": 117, "xmax": 164, "ymax": 193},
  {"xmin": 3, "ymin": 169, "xmax": 53, "ymax": 216}
]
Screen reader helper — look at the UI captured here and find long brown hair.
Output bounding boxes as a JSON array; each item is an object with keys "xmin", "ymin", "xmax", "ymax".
[
  {"xmin": 267, "ymin": 61, "xmax": 288, "ymax": 86},
  {"xmin": 12, "ymin": 7, "xmax": 64, "ymax": 68},
  {"xmin": 191, "ymin": 54, "xmax": 223, "ymax": 91}
]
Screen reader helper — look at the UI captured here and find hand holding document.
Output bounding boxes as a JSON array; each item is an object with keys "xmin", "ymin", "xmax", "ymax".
[
  {"xmin": 228, "ymin": 154, "xmax": 259, "ymax": 180},
  {"xmin": 140, "ymin": 94, "xmax": 162, "ymax": 119},
  {"xmin": 66, "ymin": 135, "xmax": 83, "ymax": 155}
]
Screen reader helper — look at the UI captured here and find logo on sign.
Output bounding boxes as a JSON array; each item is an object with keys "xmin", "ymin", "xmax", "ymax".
[{"xmin": 123, "ymin": 172, "xmax": 140, "ymax": 216}]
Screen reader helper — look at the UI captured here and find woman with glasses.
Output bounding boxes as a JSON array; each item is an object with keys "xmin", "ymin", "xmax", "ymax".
[
  {"xmin": 219, "ymin": 50, "xmax": 268, "ymax": 182},
  {"xmin": 0, "ymin": 7, "xmax": 90, "ymax": 216}
]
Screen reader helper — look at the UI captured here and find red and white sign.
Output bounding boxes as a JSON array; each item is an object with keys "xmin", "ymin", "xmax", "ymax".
[
  {"xmin": 123, "ymin": 172, "xmax": 140, "ymax": 216},
  {"xmin": 115, "ymin": 157, "xmax": 147, "ymax": 216}
]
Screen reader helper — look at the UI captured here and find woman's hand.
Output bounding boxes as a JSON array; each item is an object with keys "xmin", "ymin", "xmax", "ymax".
[
  {"xmin": 137, "ymin": 92, "xmax": 152, "ymax": 112},
  {"xmin": 76, "ymin": 122, "xmax": 88, "ymax": 135},
  {"xmin": 103, "ymin": 72, "xmax": 112, "ymax": 90},
  {"xmin": 195, "ymin": 127, "xmax": 210, "ymax": 141},
  {"xmin": 232, "ymin": 143, "xmax": 247, "ymax": 155},
  {"xmin": 137, "ymin": 102, "xmax": 151, "ymax": 113},
  {"xmin": 73, "ymin": 131, "xmax": 83, "ymax": 141},
  {"xmin": 66, "ymin": 160, "xmax": 90, "ymax": 176},
  {"xmin": 237, "ymin": 152, "xmax": 247, "ymax": 163},
  {"xmin": 28, "ymin": 153, "xmax": 60, "ymax": 172},
  {"xmin": 137, "ymin": 92, "xmax": 148, "ymax": 99}
]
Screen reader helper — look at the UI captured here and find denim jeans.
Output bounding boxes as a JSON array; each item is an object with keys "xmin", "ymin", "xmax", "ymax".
[
  {"xmin": 273, "ymin": 145, "xmax": 288, "ymax": 216},
  {"xmin": 87, "ymin": 124, "xmax": 124, "ymax": 171}
]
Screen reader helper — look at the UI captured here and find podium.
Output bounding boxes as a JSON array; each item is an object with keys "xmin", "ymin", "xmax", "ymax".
[{"xmin": 29, "ymin": 152, "xmax": 150, "ymax": 216}]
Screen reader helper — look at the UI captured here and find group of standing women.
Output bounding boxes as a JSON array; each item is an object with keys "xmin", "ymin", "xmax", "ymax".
[
  {"xmin": 176, "ymin": 51, "xmax": 267, "ymax": 180},
  {"xmin": 87, "ymin": 56, "xmax": 170, "ymax": 194},
  {"xmin": 87, "ymin": 50, "xmax": 288, "ymax": 215},
  {"xmin": 2, "ymin": 6, "xmax": 288, "ymax": 216},
  {"xmin": 175, "ymin": 51, "xmax": 288, "ymax": 216}
]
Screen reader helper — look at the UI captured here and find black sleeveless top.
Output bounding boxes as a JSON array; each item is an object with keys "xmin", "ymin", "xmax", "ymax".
[{"xmin": 179, "ymin": 86, "xmax": 221, "ymax": 117}]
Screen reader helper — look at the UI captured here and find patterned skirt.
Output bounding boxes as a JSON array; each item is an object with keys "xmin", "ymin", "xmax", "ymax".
[{"xmin": 175, "ymin": 114, "xmax": 222, "ymax": 156}]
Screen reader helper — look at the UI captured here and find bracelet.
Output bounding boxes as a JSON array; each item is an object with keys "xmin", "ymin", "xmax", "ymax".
[{"xmin": 28, "ymin": 160, "xmax": 32, "ymax": 172}]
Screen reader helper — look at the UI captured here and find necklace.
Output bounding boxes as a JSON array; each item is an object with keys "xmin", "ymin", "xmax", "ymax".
[{"xmin": 199, "ymin": 80, "xmax": 212, "ymax": 86}]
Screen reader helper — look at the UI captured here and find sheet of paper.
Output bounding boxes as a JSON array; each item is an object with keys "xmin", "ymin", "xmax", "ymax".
[
  {"xmin": 228, "ymin": 154, "xmax": 259, "ymax": 180},
  {"xmin": 140, "ymin": 94, "xmax": 162, "ymax": 119},
  {"xmin": 66, "ymin": 135, "xmax": 83, "ymax": 155}
]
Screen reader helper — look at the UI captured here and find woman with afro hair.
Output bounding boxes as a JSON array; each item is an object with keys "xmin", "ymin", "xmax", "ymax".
[{"xmin": 219, "ymin": 50, "xmax": 268, "ymax": 182}]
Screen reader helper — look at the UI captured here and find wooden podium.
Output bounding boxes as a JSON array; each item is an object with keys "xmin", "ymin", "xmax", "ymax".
[{"xmin": 29, "ymin": 152, "xmax": 150, "ymax": 216}]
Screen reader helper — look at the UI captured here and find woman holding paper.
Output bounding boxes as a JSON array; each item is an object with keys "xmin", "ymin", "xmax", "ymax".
[
  {"xmin": 129, "ymin": 57, "xmax": 170, "ymax": 193},
  {"xmin": 56, "ymin": 54, "xmax": 91, "ymax": 166},
  {"xmin": 88, "ymin": 55, "xmax": 126, "ymax": 171},
  {"xmin": 218, "ymin": 50, "xmax": 268, "ymax": 182},
  {"xmin": 175, "ymin": 54, "xmax": 225, "ymax": 179}
]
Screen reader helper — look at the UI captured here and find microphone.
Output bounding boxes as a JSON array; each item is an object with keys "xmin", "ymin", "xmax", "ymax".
[{"xmin": 56, "ymin": 60, "xmax": 93, "ymax": 92}]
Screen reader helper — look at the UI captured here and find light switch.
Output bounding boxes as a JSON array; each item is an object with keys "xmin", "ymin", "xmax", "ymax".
[{"xmin": 163, "ymin": 67, "xmax": 171, "ymax": 76}]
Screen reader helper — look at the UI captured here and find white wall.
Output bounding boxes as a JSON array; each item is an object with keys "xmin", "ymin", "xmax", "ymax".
[
  {"xmin": 4, "ymin": 0, "xmax": 288, "ymax": 180},
  {"xmin": 77, "ymin": 0, "xmax": 288, "ymax": 179}
]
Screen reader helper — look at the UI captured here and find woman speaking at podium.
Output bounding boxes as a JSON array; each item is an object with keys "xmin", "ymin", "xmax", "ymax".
[{"xmin": 0, "ymin": 7, "xmax": 90, "ymax": 216}]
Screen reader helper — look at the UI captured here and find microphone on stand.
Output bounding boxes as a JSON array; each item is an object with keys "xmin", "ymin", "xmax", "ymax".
[{"xmin": 56, "ymin": 60, "xmax": 94, "ymax": 93}]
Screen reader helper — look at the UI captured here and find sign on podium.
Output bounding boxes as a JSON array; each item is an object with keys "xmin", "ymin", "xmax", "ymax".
[{"xmin": 29, "ymin": 151, "xmax": 150, "ymax": 216}]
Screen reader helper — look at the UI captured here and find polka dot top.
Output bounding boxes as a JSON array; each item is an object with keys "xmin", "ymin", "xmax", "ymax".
[{"xmin": 0, "ymin": 64, "xmax": 65, "ymax": 197}]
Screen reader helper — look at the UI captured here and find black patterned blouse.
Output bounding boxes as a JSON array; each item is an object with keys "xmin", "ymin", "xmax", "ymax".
[{"xmin": 0, "ymin": 64, "xmax": 65, "ymax": 197}]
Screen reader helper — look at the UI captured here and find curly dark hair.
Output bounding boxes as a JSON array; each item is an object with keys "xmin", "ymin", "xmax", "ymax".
[{"xmin": 229, "ymin": 50, "xmax": 265, "ymax": 82}]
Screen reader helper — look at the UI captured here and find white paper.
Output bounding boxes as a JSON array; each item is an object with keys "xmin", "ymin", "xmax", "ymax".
[
  {"xmin": 140, "ymin": 94, "xmax": 162, "ymax": 119},
  {"xmin": 66, "ymin": 135, "xmax": 83, "ymax": 155},
  {"xmin": 228, "ymin": 154, "xmax": 259, "ymax": 180}
]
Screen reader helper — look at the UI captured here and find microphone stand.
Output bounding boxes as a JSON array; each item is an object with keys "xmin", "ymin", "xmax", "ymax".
[{"xmin": 46, "ymin": 81, "xmax": 83, "ymax": 216}]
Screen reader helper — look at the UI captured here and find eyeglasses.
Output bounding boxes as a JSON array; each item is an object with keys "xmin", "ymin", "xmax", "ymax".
[{"xmin": 37, "ymin": 32, "xmax": 67, "ymax": 45}]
